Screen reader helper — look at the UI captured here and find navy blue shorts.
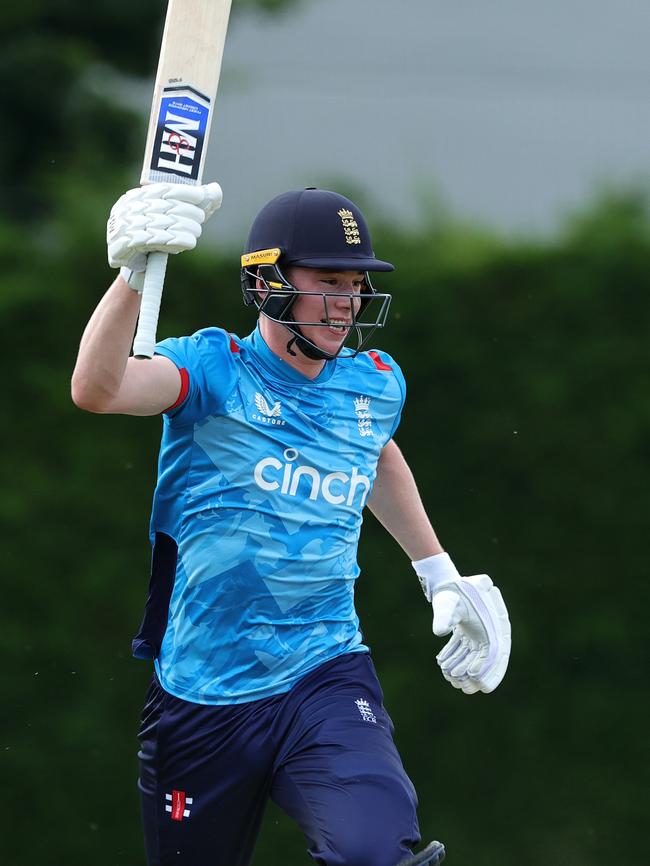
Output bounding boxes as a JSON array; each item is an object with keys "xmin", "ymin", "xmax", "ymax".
[{"xmin": 138, "ymin": 652, "xmax": 420, "ymax": 866}]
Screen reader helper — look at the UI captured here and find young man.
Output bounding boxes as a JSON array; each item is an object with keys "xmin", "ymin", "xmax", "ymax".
[{"xmin": 72, "ymin": 185, "xmax": 511, "ymax": 866}]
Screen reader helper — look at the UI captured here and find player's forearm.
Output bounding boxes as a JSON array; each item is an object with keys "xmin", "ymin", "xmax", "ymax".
[
  {"xmin": 71, "ymin": 275, "xmax": 141, "ymax": 411},
  {"xmin": 368, "ymin": 440, "xmax": 444, "ymax": 561}
]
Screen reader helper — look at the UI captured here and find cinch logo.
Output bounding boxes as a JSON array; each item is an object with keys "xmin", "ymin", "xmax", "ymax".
[
  {"xmin": 253, "ymin": 392, "xmax": 286, "ymax": 426},
  {"xmin": 254, "ymin": 448, "xmax": 371, "ymax": 507}
]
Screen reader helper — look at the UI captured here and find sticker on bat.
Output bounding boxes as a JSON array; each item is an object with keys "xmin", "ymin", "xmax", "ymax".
[{"xmin": 148, "ymin": 86, "xmax": 211, "ymax": 183}]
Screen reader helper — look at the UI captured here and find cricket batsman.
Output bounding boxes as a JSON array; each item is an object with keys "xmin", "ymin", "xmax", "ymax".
[{"xmin": 71, "ymin": 184, "xmax": 511, "ymax": 866}]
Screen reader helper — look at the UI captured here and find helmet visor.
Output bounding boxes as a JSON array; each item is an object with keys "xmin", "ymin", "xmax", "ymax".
[
  {"xmin": 256, "ymin": 288, "xmax": 392, "ymax": 356},
  {"xmin": 286, "ymin": 254, "xmax": 395, "ymax": 272}
]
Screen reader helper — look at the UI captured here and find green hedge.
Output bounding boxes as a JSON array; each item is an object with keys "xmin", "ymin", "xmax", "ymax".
[{"xmin": 2, "ymin": 188, "xmax": 649, "ymax": 864}]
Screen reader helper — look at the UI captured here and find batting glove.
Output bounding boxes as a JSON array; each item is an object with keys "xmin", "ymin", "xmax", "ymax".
[
  {"xmin": 107, "ymin": 181, "xmax": 223, "ymax": 274},
  {"xmin": 412, "ymin": 552, "xmax": 511, "ymax": 695}
]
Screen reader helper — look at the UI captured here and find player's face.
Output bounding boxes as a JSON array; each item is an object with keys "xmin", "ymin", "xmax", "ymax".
[{"xmin": 285, "ymin": 267, "xmax": 364, "ymax": 355}]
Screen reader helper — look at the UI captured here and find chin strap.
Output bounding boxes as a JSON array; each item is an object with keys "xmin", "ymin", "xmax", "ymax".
[{"xmin": 283, "ymin": 315, "xmax": 335, "ymax": 362}]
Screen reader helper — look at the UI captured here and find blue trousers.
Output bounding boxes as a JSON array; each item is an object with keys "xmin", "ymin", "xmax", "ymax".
[{"xmin": 138, "ymin": 652, "xmax": 420, "ymax": 865}]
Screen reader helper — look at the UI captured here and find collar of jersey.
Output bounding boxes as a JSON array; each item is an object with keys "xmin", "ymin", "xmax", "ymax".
[{"xmin": 245, "ymin": 325, "xmax": 337, "ymax": 386}]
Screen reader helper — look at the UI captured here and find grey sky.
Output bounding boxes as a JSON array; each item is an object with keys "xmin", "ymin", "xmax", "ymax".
[{"xmin": 201, "ymin": 0, "xmax": 650, "ymax": 241}]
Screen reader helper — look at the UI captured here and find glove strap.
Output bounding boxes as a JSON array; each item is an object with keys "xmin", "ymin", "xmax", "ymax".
[
  {"xmin": 411, "ymin": 552, "xmax": 460, "ymax": 602},
  {"xmin": 120, "ymin": 266, "xmax": 145, "ymax": 294}
]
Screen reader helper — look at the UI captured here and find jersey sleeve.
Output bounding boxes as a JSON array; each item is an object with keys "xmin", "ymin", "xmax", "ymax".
[
  {"xmin": 385, "ymin": 355, "xmax": 406, "ymax": 439},
  {"xmin": 366, "ymin": 348, "xmax": 407, "ymax": 440},
  {"xmin": 154, "ymin": 327, "xmax": 238, "ymax": 425}
]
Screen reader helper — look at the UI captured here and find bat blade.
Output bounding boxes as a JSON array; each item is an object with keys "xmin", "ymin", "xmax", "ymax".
[
  {"xmin": 133, "ymin": 0, "xmax": 232, "ymax": 359},
  {"xmin": 141, "ymin": 0, "xmax": 232, "ymax": 187}
]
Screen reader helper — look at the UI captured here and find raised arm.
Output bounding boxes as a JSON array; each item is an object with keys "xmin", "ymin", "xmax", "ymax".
[
  {"xmin": 71, "ymin": 182, "xmax": 223, "ymax": 416},
  {"xmin": 71, "ymin": 274, "xmax": 181, "ymax": 415}
]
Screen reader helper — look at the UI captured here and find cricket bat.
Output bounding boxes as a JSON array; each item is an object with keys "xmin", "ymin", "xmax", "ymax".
[{"xmin": 132, "ymin": 0, "xmax": 233, "ymax": 359}]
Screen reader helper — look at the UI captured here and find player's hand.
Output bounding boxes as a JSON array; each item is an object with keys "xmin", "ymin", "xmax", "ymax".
[
  {"xmin": 107, "ymin": 181, "xmax": 223, "ymax": 272},
  {"xmin": 412, "ymin": 553, "xmax": 511, "ymax": 694}
]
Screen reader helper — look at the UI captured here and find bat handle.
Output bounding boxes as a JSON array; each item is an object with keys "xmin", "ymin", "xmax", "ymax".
[{"xmin": 133, "ymin": 251, "xmax": 169, "ymax": 359}]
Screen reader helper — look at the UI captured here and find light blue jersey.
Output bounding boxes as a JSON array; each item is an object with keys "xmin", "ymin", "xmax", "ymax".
[{"xmin": 134, "ymin": 325, "xmax": 406, "ymax": 705}]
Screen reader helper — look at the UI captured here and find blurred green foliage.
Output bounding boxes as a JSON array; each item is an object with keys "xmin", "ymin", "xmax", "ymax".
[
  {"xmin": 1, "ymin": 2, "xmax": 648, "ymax": 865},
  {"xmin": 0, "ymin": 0, "xmax": 305, "ymax": 219}
]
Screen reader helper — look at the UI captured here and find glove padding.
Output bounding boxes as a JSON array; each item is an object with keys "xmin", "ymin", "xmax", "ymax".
[
  {"xmin": 107, "ymin": 181, "xmax": 223, "ymax": 272},
  {"xmin": 413, "ymin": 553, "xmax": 511, "ymax": 695}
]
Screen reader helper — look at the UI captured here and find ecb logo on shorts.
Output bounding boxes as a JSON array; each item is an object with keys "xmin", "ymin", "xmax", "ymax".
[{"xmin": 355, "ymin": 698, "xmax": 377, "ymax": 724}]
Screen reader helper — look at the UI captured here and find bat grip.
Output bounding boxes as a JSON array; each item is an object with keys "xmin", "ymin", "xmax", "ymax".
[{"xmin": 133, "ymin": 251, "xmax": 169, "ymax": 359}]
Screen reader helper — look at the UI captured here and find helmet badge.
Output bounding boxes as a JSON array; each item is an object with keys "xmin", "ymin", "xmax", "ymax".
[{"xmin": 338, "ymin": 208, "xmax": 362, "ymax": 246}]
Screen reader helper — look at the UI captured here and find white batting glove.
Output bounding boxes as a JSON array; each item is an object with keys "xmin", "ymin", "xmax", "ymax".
[
  {"xmin": 107, "ymin": 181, "xmax": 223, "ymax": 274},
  {"xmin": 412, "ymin": 552, "xmax": 511, "ymax": 695}
]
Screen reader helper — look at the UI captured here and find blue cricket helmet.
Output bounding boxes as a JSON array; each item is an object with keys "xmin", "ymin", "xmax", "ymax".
[
  {"xmin": 240, "ymin": 188, "xmax": 394, "ymax": 360},
  {"xmin": 243, "ymin": 187, "xmax": 394, "ymax": 272}
]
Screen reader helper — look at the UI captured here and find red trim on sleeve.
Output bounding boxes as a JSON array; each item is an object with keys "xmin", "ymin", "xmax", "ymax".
[
  {"xmin": 164, "ymin": 367, "xmax": 190, "ymax": 413},
  {"xmin": 229, "ymin": 335, "xmax": 240, "ymax": 353},
  {"xmin": 368, "ymin": 350, "xmax": 392, "ymax": 371}
]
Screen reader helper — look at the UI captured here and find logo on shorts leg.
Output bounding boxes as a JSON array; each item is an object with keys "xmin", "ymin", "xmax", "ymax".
[
  {"xmin": 355, "ymin": 698, "xmax": 377, "ymax": 724},
  {"xmin": 166, "ymin": 790, "xmax": 193, "ymax": 821}
]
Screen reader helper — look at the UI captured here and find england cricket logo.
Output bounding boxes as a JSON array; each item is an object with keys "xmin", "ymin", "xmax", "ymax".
[
  {"xmin": 253, "ymin": 392, "xmax": 286, "ymax": 426},
  {"xmin": 354, "ymin": 395, "xmax": 373, "ymax": 437},
  {"xmin": 338, "ymin": 208, "xmax": 362, "ymax": 245},
  {"xmin": 355, "ymin": 698, "xmax": 377, "ymax": 724}
]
